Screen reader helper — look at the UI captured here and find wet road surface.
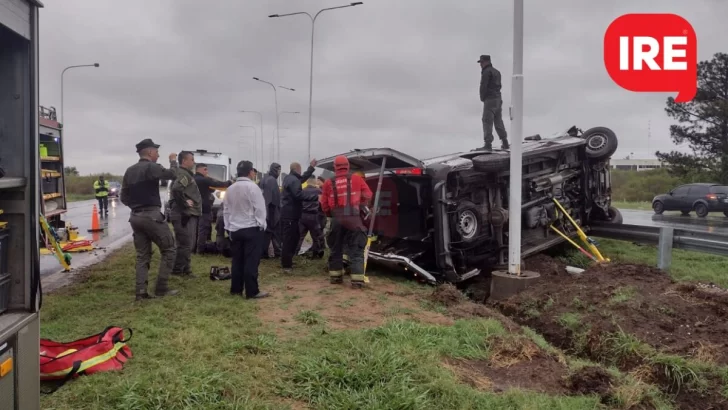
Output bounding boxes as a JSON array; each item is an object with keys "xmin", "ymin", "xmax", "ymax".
[
  {"xmin": 40, "ymin": 193, "xmax": 162, "ymax": 277},
  {"xmin": 619, "ymin": 209, "xmax": 728, "ymax": 235}
]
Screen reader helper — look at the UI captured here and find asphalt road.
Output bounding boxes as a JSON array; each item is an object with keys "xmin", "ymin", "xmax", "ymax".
[
  {"xmin": 40, "ymin": 194, "xmax": 142, "ymax": 276},
  {"xmin": 620, "ymin": 209, "xmax": 728, "ymax": 235}
]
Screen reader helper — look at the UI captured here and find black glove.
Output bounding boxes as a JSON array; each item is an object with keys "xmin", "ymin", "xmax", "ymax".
[{"xmin": 181, "ymin": 214, "xmax": 190, "ymax": 227}]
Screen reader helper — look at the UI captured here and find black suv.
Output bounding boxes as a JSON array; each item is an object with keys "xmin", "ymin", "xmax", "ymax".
[
  {"xmin": 652, "ymin": 183, "xmax": 728, "ymax": 217},
  {"xmin": 317, "ymin": 126, "xmax": 621, "ymax": 284}
]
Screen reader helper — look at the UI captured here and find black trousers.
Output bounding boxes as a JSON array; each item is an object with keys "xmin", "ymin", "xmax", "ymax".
[
  {"xmin": 280, "ymin": 218, "xmax": 300, "ymax": 269},
  {"xmin": 262, "ymin": 219, "xmax": 281, "ymax": 258},
  {"xmin": 230, "ymin": 227, "xmax": 263, "ymax": 297},
  {"xmin": 196, "ymin": 212, "xmax": 213, "ymax": 254},
  {"xmin": 296, "ymin": 213, "xmax": 324, "ymax": 256},
  {"xmin": 96, "ymin": 196, "xmax": 108, "ymax": 213}
]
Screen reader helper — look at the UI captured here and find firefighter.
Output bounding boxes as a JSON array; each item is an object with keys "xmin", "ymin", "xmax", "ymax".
[
  {"xmin": 120, "ymin": 138, "xmax": 180, "ymax": 301},
  {"xmin": 94, "ymin": 175, "xmax": 110, "ymax": 216},
  {"xmin": 320, "ymin": 156, "xmax": 373, "ymax": 288},
  {"xmin": 169, "ymin": 151, "xmax": 202, "ymax": 277},
  {"xmin": 342, "ymin": 170, "xmax": 366, "ymax": 272}
]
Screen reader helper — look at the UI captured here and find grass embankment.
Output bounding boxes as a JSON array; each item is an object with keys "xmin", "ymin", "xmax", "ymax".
[{"xmin": 40, "ymin": 235, "xmax": 727, "ymax": 409}]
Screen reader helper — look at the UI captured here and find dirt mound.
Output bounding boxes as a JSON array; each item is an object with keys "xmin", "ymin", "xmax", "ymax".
[
  {"xmin": 430, "ymin": 284, "xmax": 467, "ymax": 306},
  {"xmin": 566, "ymin": 366, "xmax": 613, "ymax": 398},
  {"xmin": 430, "ymin": 285, "xmax": 522, "ymax": 332},
  {"xmin": 494, "ymin": 262, "xmax": 728, "ymax": 364},
  {"xmin": 525, "ymin": 253, "xmax": 569, "ymax": 276},
  {"xmin": 492, "ymin": 261, "xmax": 728, "ymax": 408}
]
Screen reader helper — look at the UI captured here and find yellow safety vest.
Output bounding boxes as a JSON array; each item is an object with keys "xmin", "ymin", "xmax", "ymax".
[{"xmin": 94, "ymin": 180, "xmax": 110, "ymax": 198}]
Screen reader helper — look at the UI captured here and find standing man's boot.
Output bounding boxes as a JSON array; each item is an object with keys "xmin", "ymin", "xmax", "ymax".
[{"xmin": 501, "ymin": 140, "xmax": 510, "ymax": 150}]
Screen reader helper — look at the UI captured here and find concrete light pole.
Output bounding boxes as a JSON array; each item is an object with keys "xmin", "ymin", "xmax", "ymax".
[
  {"xmin": 239, "ymin": 125, "xmax": 258, "ymax": 166},
  {"xmin": 252, "ymin": 77, "xmax": 295, "ymax": 164},
  {"xmin": 239, "ymin": 110, "xmax": 264, "ymax": 166},
  {"xmin": 61, "ymin": 63, "xmax": 100, "ymax": 125},
  {"xmin": 507, "ymin": 0, "xmax": 524, "ymax": 276},
  {"xmin": 268, "ymin": 2, "xmax": 363, "ymax": 161}
]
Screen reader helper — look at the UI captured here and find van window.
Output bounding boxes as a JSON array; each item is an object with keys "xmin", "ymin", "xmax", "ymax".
[{"xmin": 206, "ymin": 164, "xmax": 227, "ymax": 181}]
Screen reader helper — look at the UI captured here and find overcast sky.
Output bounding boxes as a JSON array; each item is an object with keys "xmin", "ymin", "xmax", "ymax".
[{"xmin": 38, "ymin": 0, "xmax": 727, "ymax": 175}]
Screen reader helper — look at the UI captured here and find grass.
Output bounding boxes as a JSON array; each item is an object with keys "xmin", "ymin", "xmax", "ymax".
[
  {"xmin": 41, "ymin": 245, "xmax": 609, "ymax": 410},
  {"xmin": 611, "ymin": 200, "xmax": 652, "ymax": 211},
  {"xmin": 552, "ymin": 238, "xmax": 728, "ymax": 287},
  {"xmin": 66, "ymin": 193, "xmax": 96, "ymax": 202}
]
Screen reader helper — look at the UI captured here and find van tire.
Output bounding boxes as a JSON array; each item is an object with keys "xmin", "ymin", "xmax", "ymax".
[
  {"xmin": 472, "ymin": 155, "xmax": 510, "ymax": 173},
  {"xmin": 583, "ymin": 127, "xmax": 618, "ymax": 160}
]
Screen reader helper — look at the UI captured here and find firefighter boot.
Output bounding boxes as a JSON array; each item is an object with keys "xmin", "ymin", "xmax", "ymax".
[
  {"xmin": 329, "ymin": 270, "xmax": 344, "ymax": 284},
  {"xmin": 350, "ymin": 274, "xmax": 366, "ymax": 289}
]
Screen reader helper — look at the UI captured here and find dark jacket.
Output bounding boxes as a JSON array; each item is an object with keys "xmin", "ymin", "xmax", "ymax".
[
  {"xmin": 121, "ymin": 159, "xmax": 178, "ymax": 211},
  {"xmin": 170, "ymin": 167, "xmax": 202, "ymax": 216},
  {"xmin": 259, "ymin": 163, "xmax": 282, "ymax": 230},
  {"xmin": 194, "ymin": 173, "xmax": 231, "ymax": 214},
  {"xmin": 480, "ymin": 63, "xmax": 502, "ymax": 101},
  {"xmin": 280, "ymin": 166, "xmax": 317, "ymax": 220},
  {"xmin": 301, "ymin": 185, "xmax": 322, "ymax": 213}
]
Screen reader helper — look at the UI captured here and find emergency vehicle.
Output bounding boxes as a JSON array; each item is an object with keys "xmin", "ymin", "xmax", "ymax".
[
  {"xmin": 162, "ymin": 149, "xmax": 232, "ymax": 221},
  {"xmin": 0, "ymin": 1, "xmax": 43, "ymax": 408},
  {"xmin": 39, "ymin": 106, "xmax": 68, "ymax": 230}
]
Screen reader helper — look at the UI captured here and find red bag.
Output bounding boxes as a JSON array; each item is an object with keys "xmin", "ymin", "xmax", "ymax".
[{"xmin": 40, "ymin": 326, "xmax": 132, "ymax": 392}]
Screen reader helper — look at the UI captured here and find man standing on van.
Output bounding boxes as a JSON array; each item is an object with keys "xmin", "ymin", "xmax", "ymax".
[
  {"xmin": 120, "ymin": 139, "xmax": 180, "ymax": 301},
  {"xmin": 169, "ymin": 151, "xmax": 201, "ymax": 277},
  {"xmin": 94, "ymin": 175, "xmax": 110, "ymax": 216},
  {"xmin": 478, "ymin": 54, "xmax": 509, "ymax": 151}
]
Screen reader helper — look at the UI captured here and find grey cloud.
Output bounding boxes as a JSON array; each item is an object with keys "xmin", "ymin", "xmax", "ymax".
[{"xmin": 38, "ymin": 0, "xmax": 727, "ymax": 174}]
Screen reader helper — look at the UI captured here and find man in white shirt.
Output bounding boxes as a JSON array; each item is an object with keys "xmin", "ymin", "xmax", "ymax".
[{"xmin": 223, "ymin": 160, "xmax": 269, "ymax": 299}]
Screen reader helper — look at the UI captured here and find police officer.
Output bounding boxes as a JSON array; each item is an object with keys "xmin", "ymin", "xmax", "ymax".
[
  {"xmin": 94, "ymin": 175, "xmax": 110, "ymax": 216},
  {"xmin": 120, "ymin": 138, "xmax": 180, "ymax": 301},
  {"xmin": 194, "ymin": 163, "xmax": 232, "ymax": 253},
  {"xmin": 478, "ymin": 54, "xmax": 509, "ymax": 151},
  {"xmin": 320, "ymin": 156, "xmax": 373, "ymax": 288},
  {"xmin": 169, "ymin": 151, "xmax": 202, "ymax": 277}
]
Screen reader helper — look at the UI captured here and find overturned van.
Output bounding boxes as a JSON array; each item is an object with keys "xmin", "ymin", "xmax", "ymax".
[{"xmin": 316, "ymin": 126, "xmax": 623, "ymax": 284}]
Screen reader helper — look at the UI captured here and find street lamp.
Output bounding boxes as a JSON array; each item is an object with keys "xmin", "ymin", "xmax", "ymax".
[
  {"xmin": 240, "ymin": 110, "xmax": 264, "ymax": 165},
  {"xmin": 252, "ymin": 77, "xmax": 295, "ymax": 164},
  {"xmin": 61, "ymin": 63, "xmax": 100, "ymax": 125},
  {"xmin": 269, "ymin": 2, "xmax": 363, "ymax": 161},
  {"xmin": 507, "ymin": 0, "xmax": 524, "ymax": 276},
  {"xmin": 239, "ymin": 125, "xmax": 258, "ymax": 166}
]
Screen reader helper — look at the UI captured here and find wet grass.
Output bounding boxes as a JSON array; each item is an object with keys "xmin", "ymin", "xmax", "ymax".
[{"xmin": 40, "ymin": 245, "xmax": 610, "ymax": 410}]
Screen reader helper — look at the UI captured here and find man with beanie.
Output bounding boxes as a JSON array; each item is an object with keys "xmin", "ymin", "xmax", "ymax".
[
  {"xmin": 280, "ymin": 159, "xmax": 318, "ymax": 272},
  {"xmin": 258, "ymin": 163, "xmax": 283, "ymax": 259},
  {"xmin": 320, "ymin": 156, "xmax": 373, "ymax": 288},
  {"xmin": 295, "ymin": 175, "xmax": 324, "ymax": 258},
  {"xmin": 223, "ymin": 160, "xmax": 269, "ymax": 299},
  {"xmin": 478, "ymin": 54, "xmax": 509, "ymax": 151}
]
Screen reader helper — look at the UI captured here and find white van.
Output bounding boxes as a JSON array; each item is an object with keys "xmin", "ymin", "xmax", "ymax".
[{"xmin": 162, "ymin": 149, "xmax": 233, "ymax": 220}]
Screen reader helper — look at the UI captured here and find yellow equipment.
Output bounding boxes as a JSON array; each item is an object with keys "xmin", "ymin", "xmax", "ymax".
[{"xmin": 551, "ymin": 198, "xmax": 609, "ymax": 263}]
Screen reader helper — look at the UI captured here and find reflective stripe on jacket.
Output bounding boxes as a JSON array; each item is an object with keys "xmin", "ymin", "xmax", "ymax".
[{"xmin": 94, "ymin": 180, "xmax": 110, "ymax": 197}]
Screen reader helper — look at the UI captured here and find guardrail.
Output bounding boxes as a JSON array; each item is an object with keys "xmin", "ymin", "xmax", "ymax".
[{"xmin": 588, "ymin": 223, "xmax": 728, "ymax": 270}]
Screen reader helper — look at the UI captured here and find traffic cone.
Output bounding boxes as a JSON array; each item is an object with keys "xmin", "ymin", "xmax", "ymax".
[{"xmin": 88, "ymin": 204, "xmax": 103, "ymax": 232}]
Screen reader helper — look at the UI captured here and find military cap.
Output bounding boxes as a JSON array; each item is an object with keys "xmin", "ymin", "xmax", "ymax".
[
  {"xmin": 477, "ymin": 54, "xmax": 491, "ymax": 63},
  {"xmin": 135, "ymin": 138, "xmax": 160, "ymax": 152}
]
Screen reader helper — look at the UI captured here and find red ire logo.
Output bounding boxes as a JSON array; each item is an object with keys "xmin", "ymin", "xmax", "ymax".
[{"xmin": 604, "ymin": 14, "xmax": 697, "ymax": 103}]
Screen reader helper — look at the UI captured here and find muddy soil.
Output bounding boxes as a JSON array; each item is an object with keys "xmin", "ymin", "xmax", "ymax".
[{"xmin": 489, "ymin": 258, "xmax": 728, "ymax": 409}]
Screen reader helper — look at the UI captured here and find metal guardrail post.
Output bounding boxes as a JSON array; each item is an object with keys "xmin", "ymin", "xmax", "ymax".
[{"xmin": 657, "ymin": 227, "xmax": 674, "ymax": 272}]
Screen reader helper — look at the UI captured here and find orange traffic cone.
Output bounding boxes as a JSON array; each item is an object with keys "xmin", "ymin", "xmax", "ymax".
[{"xmin": 88, "ymin": 204, "xmax": 103, "ymax": 232}]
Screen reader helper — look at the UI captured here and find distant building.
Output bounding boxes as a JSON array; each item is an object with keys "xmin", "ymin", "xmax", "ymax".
[{"xmin": 610, "ymin": 158, "xmax": 666, "ymax": 172}]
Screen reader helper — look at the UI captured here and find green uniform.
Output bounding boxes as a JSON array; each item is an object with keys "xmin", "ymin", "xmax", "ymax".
[
  {"xmin": 169, "ymin": 167, "xmax": 202, "ymax": 275},
  {"xmin": 121, "ymin": 158, "xmax": 179, "ymax": 297}
]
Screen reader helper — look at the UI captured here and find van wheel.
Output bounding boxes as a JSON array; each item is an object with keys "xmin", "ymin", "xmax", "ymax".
[
  {"xmin": 472, "ymin": 155, "xmax": 510, "ymax": 173},
  {"xmin": 455, "ymin": 201, "xmax": 481, "ymax": 243},
  {"xmin": 606, "ymin": 206, "xmax": 623, "ymax": 224},
  {"xmin": 583, "ymin": 127, "xmax": 618, "ymax": 160},
  {"xmin": 694, "ymin": 203, "xmax": 709, "ymax": 218}
]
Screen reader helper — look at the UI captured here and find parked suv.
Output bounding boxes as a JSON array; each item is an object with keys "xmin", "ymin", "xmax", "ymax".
[
  {"xmin": 652, "ymin": 183, "xmax": 728, "ymax": 217},
  {"xmin": 317, "ymin": 126, "xmax": 621, "ymax": 284}
]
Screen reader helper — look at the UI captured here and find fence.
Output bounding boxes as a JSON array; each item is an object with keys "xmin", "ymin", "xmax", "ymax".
[{"xmin": 588, "ymin": 223, "xmax": 728, "ymax": 271}]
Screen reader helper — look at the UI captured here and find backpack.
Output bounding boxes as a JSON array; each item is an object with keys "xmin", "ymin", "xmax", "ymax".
[{"xmin": 40, "ymin": 326, "xmax": 133, "ymax": 393}]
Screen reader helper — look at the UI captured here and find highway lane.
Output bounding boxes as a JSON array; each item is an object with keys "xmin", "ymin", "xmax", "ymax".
[
  {"xmin": 619, "ymin": 209, "xmax": 728, "ymax": 235},
  {"xmin": 40, "ymin": 192, "xmax": 163, "ymax": 276}
]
